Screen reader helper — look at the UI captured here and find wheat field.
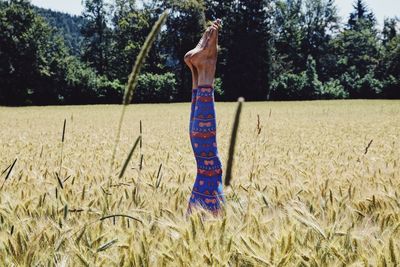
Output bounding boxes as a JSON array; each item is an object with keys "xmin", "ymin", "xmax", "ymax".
[{"xmin": 0, "ymin": 100, "xmax": 399, "ymax": 266}]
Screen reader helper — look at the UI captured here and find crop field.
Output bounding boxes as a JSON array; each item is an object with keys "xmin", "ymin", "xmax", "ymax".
[{"xmin": 0, "ymin": 100, "xmax": 399, "ymax": 266}]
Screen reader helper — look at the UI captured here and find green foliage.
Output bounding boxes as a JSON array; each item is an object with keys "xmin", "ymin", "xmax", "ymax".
[
  {"xmin": 328, "ymin": 0, "xmax": 382, "ymax": 99},
  {"xmin": 1, "ymin": 0, "xmax": 400, "ymax": 105},
  {"xmin": 332, "ymin": 24, "xmax": 381, "ymax": 77},
  {"xmin": 348, "ymin": 0, "xmax": 376, "ymax": 30},
  {"xmin": 270, "ymin": 55, "xmax": 324, "ymax": 100},
  {"xmin": 136, "ymin": 72, "xmax": 177, "ymax": 102},
  {"xmin": 274, "ymin": 0, "xmax": 308, "ymax": 74},
  {"xmin": 382, "ymin": 18, "xmax": 398, "ymax": 46},
  {"xmin": 123, "ymin": 10, "xmax": 169, "ymax": 105},
  {"xmin": 0, "ymin": 0, "xmax": 61, "ymax": 105},
  {"xmin": 270, "ymin": 73, "xmax": 307, "ymax": 100},
  {"xmin": 339, "ymin": 69, "xmax": 382, "ymax": 99},
  {"xmin": 109, "ymin": 0, "xmax": 157, "ymax": 81},
  {"xmin": 320, "ymin": 79, "xmax": 348, "ymax": 99},
  {"xmin": 304, "ymin": 55, "xmax": 323, "ymax": 99},
  {"xmin": 217, "ymin": 0, "xmax": 274, "ymax": 101},
  {"xmin": 213, "ymin": 77, "xmax": 224, "ymax": 98},
  {"xmin": 60, "ymin": 55, "xmax": 123, "ymax": 104},
  {"xmin": 270, "ymin": 70, "xmax": 350, "ymax": 100},
  {"xmin": 0, "ymin": 0, "xmax": 121, "ymax": 105},
  {"xmin": 382, "ymin": 75, "xmax": 400, "ymax": 99},
  {"xmin": 274, "ymin": 0, "xmax": 339, "ymax": 81},
  {"xmin": 380, "ymin": 34, "xmax": 400, "ymax": 98},
  {"xmin": 35, "ymin": 7, "xmax": 86, "ymax": 56},
  {"xmin": 81, "ymin": 0, "xmax": 111, "ymax": 75}
]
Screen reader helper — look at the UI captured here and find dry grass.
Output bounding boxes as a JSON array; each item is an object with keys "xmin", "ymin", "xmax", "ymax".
[{"xmin": 0, "ymin": 100, "xmax": 399, "ymax": 266}]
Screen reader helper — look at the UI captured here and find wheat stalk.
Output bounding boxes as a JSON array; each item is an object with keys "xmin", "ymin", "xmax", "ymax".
[
  {"xmin": 108, "ymin": 10, "xmax": 169, "ymax": 181},
  {"xmin": 225, "ymin": 97, "xmax": 244, "ymax": 186}
]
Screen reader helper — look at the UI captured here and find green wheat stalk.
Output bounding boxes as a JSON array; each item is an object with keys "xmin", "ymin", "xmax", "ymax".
[
  {"xmin": 1, "ymin": 158, "xmax": 17, "ymax": 190},
  {"xmin": 59, "ymin": 118, "xmax": 66, "ymax": 174},
  {"xmin": 139, "ymin": 120, "xmax": 144, "ymax": 170},
  {"xmin": 119, "ymin": 136, "xmax": 141, "ymax": 179},
  {"xmin": 100, "ymin": 214, "xmax": 143, "ymax": 224},
  {"xmin": 108, "ymin": 10, "xmax": 169, "ymax": 181},
  {"xmin": 224, "ymin": 97, "xmax": 244, "ymax": 186},
  {"xmin": 97, "ymin": 239, "xmax": 118, "ymax": 252}
]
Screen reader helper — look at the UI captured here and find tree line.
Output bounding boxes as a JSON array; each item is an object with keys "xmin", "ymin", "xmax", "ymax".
[{"xmin": 0, "ymin": 0, "xmax": 399, "ymax": 105}]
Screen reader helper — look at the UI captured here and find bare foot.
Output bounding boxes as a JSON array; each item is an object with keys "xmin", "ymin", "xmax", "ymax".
[
  {"xmin": 190, "ymin": 20, "xmax": 220, "ymax": 66},
  {"xmin": 190, "ymin": 19, "xmax": 221, "ymax": 85},
  {"xmin": 184, "ymin": 20, "xmax": 221, "ymax": 87},
  {"xmin": 184, "ymin": 27, "xmax": 209, "ymax": 69}
]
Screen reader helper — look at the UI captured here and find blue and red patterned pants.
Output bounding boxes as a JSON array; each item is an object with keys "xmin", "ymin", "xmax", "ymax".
[{"xmin": 188, "ymin": 85, "xmax": 225, "ymax": 214}]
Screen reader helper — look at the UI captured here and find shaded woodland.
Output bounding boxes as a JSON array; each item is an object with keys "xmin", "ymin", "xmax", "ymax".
[{"xmin": 0, "ymin": 0, "xmax": 399, "ymax": 105}]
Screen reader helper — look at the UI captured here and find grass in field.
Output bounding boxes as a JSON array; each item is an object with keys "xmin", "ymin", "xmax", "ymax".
[{"xmin": 0, "ymin": 100, "xmax": 399, "ymax": 266}]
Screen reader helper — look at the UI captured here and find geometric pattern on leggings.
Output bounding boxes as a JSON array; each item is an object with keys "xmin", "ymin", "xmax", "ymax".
[{"xmin": 188, "ymin": 84, "xmax": 225, "ymax": 214}]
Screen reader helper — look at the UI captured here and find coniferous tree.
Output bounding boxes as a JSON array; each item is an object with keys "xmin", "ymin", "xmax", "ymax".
[
  {"xmin": 332, "ymin": 0, "xmax": 381, "ymax": 98},
  {"xmin": 109, "ymin": 0, "xmax": 147, "ymax": 81},
  {"xmin": 222, "ymin": 0, "xmax": 273, "ymax": 101},
  {"xmin": 303, "ymin": 0, "xmax": 339, "ymax": 82},
  {"xmin": 348, "ymin": 0, "xmax": 376, "ymax": 30},
  {"xmin": 274, "ymin": 0, "xmax": 305, "ymax": 74},
  {"xmin": 81, "ymin": 0, "xmax": 111, "ymax": 76},
  {"xmin": 382, "ymin": 18, "xmax": 398, "ymax": 46},
  {"xmin": 272, "ymin": 0, "xmax": 339, "ymax": 99},
  {"xmin": 303, "ymin": 55, "xmax": 322, "ymax": 99},
  {"xmin": 380, "ymin": 18, "xmax": 400, "ymax": 98}
]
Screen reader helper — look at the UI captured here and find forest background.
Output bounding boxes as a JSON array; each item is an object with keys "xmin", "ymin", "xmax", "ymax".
[{"xmin": 0, "ymin": 0, "xmax": 399, "ymax": 105}]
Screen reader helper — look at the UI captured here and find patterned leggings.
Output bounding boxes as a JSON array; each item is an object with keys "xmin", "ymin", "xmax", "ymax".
[{"xmin": 188, "ymin": 85, "xmax": 224, "ymax": 214}]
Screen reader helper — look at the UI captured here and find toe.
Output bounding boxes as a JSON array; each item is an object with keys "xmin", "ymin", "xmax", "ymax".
[
  {"xmin": 210, "ymin": 26, "xmax": 218, "ymax": 37},
  {"xmin": 214, "ymin": 19, "xmax": 222, "ymax": 29},
  {"xmin": 201, "ymin": 28, "xmax": 213, "ymax": 45}
]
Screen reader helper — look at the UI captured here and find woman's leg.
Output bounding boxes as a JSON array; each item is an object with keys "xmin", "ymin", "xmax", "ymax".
[
  {"xmin": 186, "ymin": 20, "xmax": 224, "ymax": 214},
  {"xmin": 186, "ymin": 54, "xmax": 198, "ymax": 150},
  {"xmin": 188, "ymin": 85, "xmax": 224, "ymax": 214},
  {"xmin": 189, "ymin": 88, "xmax": 197, "ymax": 149}
]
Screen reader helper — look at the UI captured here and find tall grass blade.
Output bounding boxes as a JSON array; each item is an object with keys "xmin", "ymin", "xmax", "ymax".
[
  {"xmin": 1, "ymin": 158, "xmax": 17, "ymax": 190},
  {"xmin": 364, "ymin": 139, "xmax": 373, "ymax": 154},
  {"xmin": 75, "ymin": 227, "xmax": 86, "ymax": 244},
  {"xmin": 139, "ymin": 155, "xmax": 144, "ymax": 171},
  {"xmin": 5, "ymin": 158, "xmax": 17, "ymax": 181},
  {"xmin": 97, "ymin": 239, "xmax": 118, "ymax": 252},
  {"xmin": 140, "ymin": 120, "xmax": 143, "ymax": 148},
  {"xmin": 55, "ymin": 172, "xmax": 64, "ymax": 189},
  {"xmin": 59, "ymin": 119, "xmax": 66, "ymax": 173},
  {"xmin": 109, "ymin": 10, "xmax": 169, "ymax": 180},
  {"xmin": 389, "ymin": 238, "xmax": 397, "ymax": 264},
  {"xmin": 62, "ymin": 118, "xmax": 66, "ymax": 142},
  {"xmin": 156, "ymin": 163, "xmax": 163, "ymax": 188},
  {"xmin": 76, "ymin": 253, "xmax": 90, "ymax": 267},
  {"xmin": 100, "ymin": 214, "xmax": 143, "ymax": 224},
  {"xmin": 1, "ymin": 163, "xmax": 12, "ymax": 176},
  {"xmin": 63, "ymin": 204, "xmax": 68, "ymax": 220},
  {"xmin": 119, "ymin": 136, "xmax": 141, "ymax": 179},
  {"xmin": 139, "ymin": 120, "xmax": 143, "ymax": 170},
  {"xmin": 123, "ymin": 11, "xmax": 169, "ymax": 105},
  {"xmin": 225, "ymin": 97, "xmax": 244, "ymax": 186}
]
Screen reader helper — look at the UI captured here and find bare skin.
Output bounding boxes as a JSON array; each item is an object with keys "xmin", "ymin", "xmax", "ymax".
[
  {"xmin": 184, "ymin": 29, "xmax": 208, "ymax": 88},
  {"xmin": 184, "ymin": 19, "xmax": 221, "ymax": 87}
]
